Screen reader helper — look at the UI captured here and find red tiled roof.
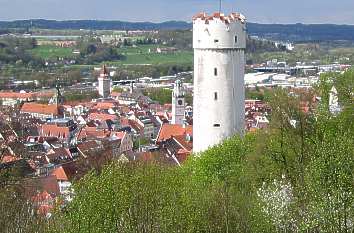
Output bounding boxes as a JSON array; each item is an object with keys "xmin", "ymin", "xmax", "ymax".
[
  {"xmin": 77, "ymin": 140, "xmax": 101, "ymax": 153},
  {"xmin": 157, "ymin": 124, "xmax": 193, "ymax": 143},
  {"xmin": 111, "ymin": 131, "xmax": 126, "ymax": 140},
  {"xmin": 21, "ymin": 103, "xmax": 59, "ymax": 116},
  {"xmin": 25, "ymin": 175, "xmax": 60, "ymax": 198},
  {"xmin": 110, "ymin": 92, "xmax": 122, "ymax": 98},
  {"xmin": 31, "ymin": 191, "xmax": 53, "ymax": 203},
  {"xmin": 51, "ymin": 166, "xmax": 69, "ymax": 181},
  {"xmin": 77, "ymin": 127, "xmax": 110, "ymax": 140},
  {"xmin": 120, "ymin": 117, "xmax": 130, "ymax": 127},
  {"xmin": 173, "ymin": 135, "xmax": 193, "ymax": 152},
  {"xmin": 88, "ymin": 113, "xmax": 118, "ymax": 122},
  {"xmin": 46, "ymin": 147, "xmax": 72, "ymax": 161},
  {"xmin": 93, "ymin": 102, "xmax": 117, "ymax": 110},
  {"xmin": 0, "ymin": 92, "xmax": 34, "ymax": 99},
  {"xmin": 41, "ymin": 124, "xmax": 70, "ymax": 139},
  {"xmin": 1, "ymin": 155, "xmax": 20, "ymax": 164},
  {"xmin": 128, "ymin": 120, "xmax": 143, "ymax": 132}
]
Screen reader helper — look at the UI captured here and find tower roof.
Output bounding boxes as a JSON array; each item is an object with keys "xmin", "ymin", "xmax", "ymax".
[
  {"xmin": 100, "ymin": 65, "xmax": 109, "ymax": 76},
  {"xmin": 192, "ymin": 12, "xmax": 246, "ymax": 24}
]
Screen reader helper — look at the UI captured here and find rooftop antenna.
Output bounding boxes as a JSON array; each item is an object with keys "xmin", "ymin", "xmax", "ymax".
[{"xmin": 219, "ymin": 0, "xmax": 222, "ymax": 13}]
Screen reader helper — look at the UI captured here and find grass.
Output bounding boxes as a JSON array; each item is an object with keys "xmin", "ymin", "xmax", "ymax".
[
  {"xmin": 113, "ymin": 45, "xmax": 193, "ymax": 65},
  {"xmin": 30, "ymin": 45, "xmax": 77, "ymax": 59},
  {"xmin": 115, "ymin": 51, "xmax": 193, "ymax": 65}
]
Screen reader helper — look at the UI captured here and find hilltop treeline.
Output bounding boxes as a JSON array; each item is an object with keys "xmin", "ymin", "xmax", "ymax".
[{"xmin": 2, "ymin": 20, "xmax": 354, "ymax": 41}]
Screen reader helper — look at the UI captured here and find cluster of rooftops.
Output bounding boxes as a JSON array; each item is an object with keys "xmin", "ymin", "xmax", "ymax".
[{"xmin": 192, "ymin": 12, "xmax": 246, "ymax": 24}]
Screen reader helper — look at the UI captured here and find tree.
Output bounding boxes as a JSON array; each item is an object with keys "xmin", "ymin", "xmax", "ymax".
[{"xmin": 44, "ymin": 69, "xmax": 354, "ymax": 232}]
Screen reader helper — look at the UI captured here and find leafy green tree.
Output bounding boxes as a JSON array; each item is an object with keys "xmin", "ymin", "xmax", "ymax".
[{"xmin": 143, "ymin": 88, "xmax": 172, "ymax": 105}]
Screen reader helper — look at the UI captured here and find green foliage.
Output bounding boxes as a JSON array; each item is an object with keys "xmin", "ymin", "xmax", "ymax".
[
  {"xmin": 185, "ymin": 92, "xmax": 193, "ymax": 105},
  {"xmin": 64, "ymin": 91, "xmax": 99, "ymax": 102},
  {"xmin": 112, "ymin": 86, "xmax": 124, "ymax": 92},
  {"xmin": 0, "ymin": 36, "xmax": 43, "ymax": 67},
  {"xmin": 245, "ymin": 88, "xmax": 273, "ymax": 101},
  {"xmin": 143, "ymin": 88, "xmax": 172, "ymax": 105},
  {"xmin": 133, "ymin": 137, "xmax": 150, "ymax": 150},
  {"xmin": 30, "ymin": 45, "xmax": 75, "ymax": 60}
]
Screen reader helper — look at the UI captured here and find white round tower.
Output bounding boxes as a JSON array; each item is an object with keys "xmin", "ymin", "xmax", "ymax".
[{"xmin": 192, "ymin": 12, "xmax": 246, "ymax": 153}]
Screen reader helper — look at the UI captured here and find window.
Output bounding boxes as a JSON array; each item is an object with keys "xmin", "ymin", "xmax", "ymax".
[
  {"xmin": 234, "ymin": 36, "xmax": 238, "ymax": 43},
  {"xmin": 214, "ymin": 39, "xmax": 219, "ymax": 43},
  {"xmin": 178, "ymin": 100, "xmax": 183, "ymax": 105},
  {"xmin": 214, "ymin": 92, "xmax": 218, "ymax": 100},
  {"xmin": 213, "ymin": 124, "xmax": 221, "ymax": 127},
  {"xmin": 214, "ymin": 68, "xmax": 218, "ymax": 76}
]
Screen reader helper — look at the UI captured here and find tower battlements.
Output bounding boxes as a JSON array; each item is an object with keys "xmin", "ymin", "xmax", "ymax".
[
  {"xmin": 193, "ymin": 12, "xmax": 246, "ymax": 49},
  {"xmin": 192, "ymin": 12, "xmax": 246, "ymax": 24}
]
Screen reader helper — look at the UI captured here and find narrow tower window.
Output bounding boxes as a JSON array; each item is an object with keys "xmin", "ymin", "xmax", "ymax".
[
  {"xmin": 214, "ymin": 92, "xmax": 218, "ymax": 100},
  {"xmin": 234, "ymin": 36, "xmax": 238, "ymax": 43},
  {"xmin": 214, "ymin": 39, "xmax": 219, "ymax": 43},
  {"xmin": 214, "ymin": 68, "xmax": 218, "ymax": 76}
]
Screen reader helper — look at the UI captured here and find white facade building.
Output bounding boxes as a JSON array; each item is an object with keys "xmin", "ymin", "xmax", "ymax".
[
  {"xmin": 171, "ymin": 80, "xmax": 185, "ymax": 125},
  {"xmin": 192, "ymin": 12, "xmax": 246, "ymax": 153},
  {"xmin": 98, "ymin": 65, "xmax": 111, "ymax": 98}
]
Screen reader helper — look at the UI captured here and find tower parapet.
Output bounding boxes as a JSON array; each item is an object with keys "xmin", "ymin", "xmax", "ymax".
[{"xmin": 193, "ymin": 12, "xmax": 246, "ymax": 50}]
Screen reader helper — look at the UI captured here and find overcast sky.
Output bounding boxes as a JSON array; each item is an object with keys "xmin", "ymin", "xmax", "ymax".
[{"xmin": 1, "ymin": 0, "xmax": 354, "ymax": 24}]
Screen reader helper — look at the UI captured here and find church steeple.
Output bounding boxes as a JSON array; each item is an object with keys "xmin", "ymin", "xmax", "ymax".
[
  {"xmin": 171, "ymin": 80, "xmax": 185, "ymax": 125},
  {"xmin": 51, "ymin": 78, "xmax": 64, "ymax": 105},
  {"xmin": 98, "ymin": 65, "xmax": 111, "ymax": 98}
]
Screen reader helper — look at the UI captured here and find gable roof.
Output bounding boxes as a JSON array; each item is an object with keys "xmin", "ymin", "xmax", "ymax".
[
  {"xmin": 77, "ymin": 140, "xmax": 102, "ymax": 154},
  {"xmin": 21, "ymin": 103, "xmax": 59, "ymax": 116},
  {"xmin": 41, "ymin": 124, "xmax": 70, "ymax": 139},
  {"xmin": 157, "ymin": 124, "xmax": 192, "ymax": 143},
  {"xmin": 77, "ymin": 127, "xmax": 111, "ymax": 140},
  {"xmin": 88, "ymin": 112, "xmax": 118, "ymax": 122},
  {"xmin": 51, "ymin": 166, "xmax": 69, "ymax": 181}
]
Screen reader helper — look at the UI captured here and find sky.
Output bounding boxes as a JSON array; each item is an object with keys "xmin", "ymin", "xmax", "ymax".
[{"xmin": 1, "ymin": 0, "xmax": 354, "ymax": 24}]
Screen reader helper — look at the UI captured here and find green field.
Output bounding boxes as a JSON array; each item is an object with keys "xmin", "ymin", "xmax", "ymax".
[
  {"xmin": 114, "ymin": 52, "xmax": 193, "ymax": 65},
  {"xmin": 30, "ymin": 45, "xmax": 76, "ymax": 59},
  {"xmin": 114, "ymin": 45, "xmax": 193, "ymax": 65},
  {"xmin": 30, "ymin": 44, "xmax": 193, "ymax": 66}
]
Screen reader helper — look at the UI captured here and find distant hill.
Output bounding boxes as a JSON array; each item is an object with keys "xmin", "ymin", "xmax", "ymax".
[
  {"xmin": 0, "ymin": 19, "xmax": 191, "ymax": 31},
  {"xmin": 1, "ymin": 19, "xmax": 354, "ymax": 42}
]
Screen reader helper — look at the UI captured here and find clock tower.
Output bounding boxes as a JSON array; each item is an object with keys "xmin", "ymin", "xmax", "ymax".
[{"xmin": 172, "ymin": 80, "xmax": 185, "ymax": 125}]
